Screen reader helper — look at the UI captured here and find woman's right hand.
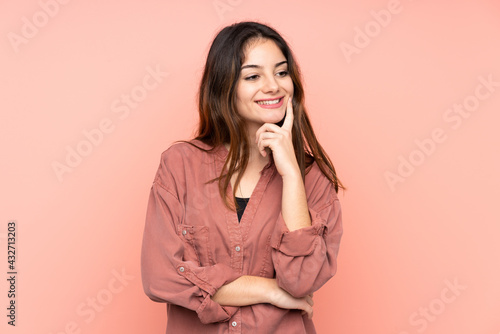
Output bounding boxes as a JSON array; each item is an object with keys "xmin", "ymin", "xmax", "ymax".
[{"xmin": 268, "ymin": 280, "xmax": 314, "ymax": 319}]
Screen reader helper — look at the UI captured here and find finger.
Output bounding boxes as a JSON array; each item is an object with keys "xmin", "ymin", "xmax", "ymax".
[
  {"xmin": 257, "ymin": 131, "xmax": 280, "ymax": 141},
  {"xmin": 255, "ymin": 123, "xmax": 285, "ymax": 143},
  {"xmin": 256, "ymin": 133, "xmax": 277, "ymax": 155},
  {"xmin": 281, "ymin": 96, "xmax": 294, "ymax": 131},
  {"xmin": 257, "ymin": 138, "xmax": 277, "ymax": 157},
  {"xmin": 259, "ymin": 145, "xmax": 267, "ymax": 157},
  {"xmin": 304, "ymin": 304, "xmax": 313, "ymax": 319},
  {"xmin": 297, "ymin": 298, "xmax": 313, "ymax": 319},
  {"xmin": 305, "ymin": 295, "xmax": 314, "ymax": 307}
]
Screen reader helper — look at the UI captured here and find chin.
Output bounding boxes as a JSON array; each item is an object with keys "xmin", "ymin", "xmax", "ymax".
[
  {"xmin": 273, "ymin": 113, "xmax": 286, "ymax": 127},
  {"xmin": 261, "ymin": 110, "xmax": 286, "ymax": 125},
  {"xmin": 273, "ymin": 112, "xmax": 286, "ymax": 127}
]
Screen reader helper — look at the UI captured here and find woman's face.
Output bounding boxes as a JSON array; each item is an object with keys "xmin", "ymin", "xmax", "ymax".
[{"xmin": 235, "ymin": 38, "xmax": 294, "ymax": 134}]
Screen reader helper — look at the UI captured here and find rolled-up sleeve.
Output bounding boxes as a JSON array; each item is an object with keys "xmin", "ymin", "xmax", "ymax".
[
  {"xmin": 141, "ymin": 166, "xmax": 241, "ymax": 324},
  {"xmin": 270, "ymin": 179, "xmax": 343, "ymax": 298}
]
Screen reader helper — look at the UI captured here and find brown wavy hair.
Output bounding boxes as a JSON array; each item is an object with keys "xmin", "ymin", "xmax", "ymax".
[{"xmin": 181, "ymin": 21, "xmax": 344, "ymax": 211}]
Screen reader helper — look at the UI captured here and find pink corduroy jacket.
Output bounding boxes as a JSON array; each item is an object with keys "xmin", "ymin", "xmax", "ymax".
[{"xmin": 141, "ymin": 139, "xmax": 343, "ymax": 333}]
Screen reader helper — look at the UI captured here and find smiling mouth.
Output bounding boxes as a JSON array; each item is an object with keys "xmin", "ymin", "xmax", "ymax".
[{"xmin": 255, "ymin": 97, "xmax": 283, "ymax": 105}]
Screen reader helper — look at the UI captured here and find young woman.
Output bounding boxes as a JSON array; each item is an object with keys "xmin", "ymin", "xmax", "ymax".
[{"xmin": 141, "ymin": 21, "xmax": 344, "ymax": 334}]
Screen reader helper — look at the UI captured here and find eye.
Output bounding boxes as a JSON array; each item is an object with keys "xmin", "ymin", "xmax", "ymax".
[
  {"xmin": 244, "ymin": 74, "xmax": 259, "ymax": 81},
  {"xmin": 276, "ymin": 70, "xmax": 289, "ymax": 77}
]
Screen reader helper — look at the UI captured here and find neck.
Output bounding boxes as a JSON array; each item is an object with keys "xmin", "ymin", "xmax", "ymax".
[
  {"xmin": 224, "ymin": 137, "xmax": 270, "ymax": 168},
  {"xmin": 245, "ymin": 123, "xmax": 270, "ymax": 166}
]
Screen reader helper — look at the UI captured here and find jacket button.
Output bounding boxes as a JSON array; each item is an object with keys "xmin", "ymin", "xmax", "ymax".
[
  {"xmin": 235, "ymin": 246, "xmax": 241, "ymax": 252},
  {"xmin": 179, "ymin": 267, "xmax": 185, "ymax": 272},
  {"xmin": 182, "ymin": 230, "xmax": 187, "ymax": 236},
  {"xmin": 231, "ymin": 321, "xmax": 237, "ymax": 327}
]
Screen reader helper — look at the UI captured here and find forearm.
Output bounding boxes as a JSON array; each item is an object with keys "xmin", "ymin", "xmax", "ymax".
[
  {"xmin": 281, "ymin": 173, "xmax": 312, "ymax": 231},
  {"xmin": 211, "ymin": 275, "xmax": 275, "ymax": 307},
  {"xmin": 212, "ymin": 275, "xmax": 314, "ymax": 318}
]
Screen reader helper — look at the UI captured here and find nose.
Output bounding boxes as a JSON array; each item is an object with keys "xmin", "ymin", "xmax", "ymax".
[{"xmin": 262, "ymin": 74, "xmax": 279, "ymax": 93}]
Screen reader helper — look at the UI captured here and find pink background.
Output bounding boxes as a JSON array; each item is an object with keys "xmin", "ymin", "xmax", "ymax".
[{"xmin": 2, "ymin": 0, "xmax": 499, "ymax": 333}]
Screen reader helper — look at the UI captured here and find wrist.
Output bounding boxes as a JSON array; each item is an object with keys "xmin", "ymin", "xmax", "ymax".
[
  {"xmin": 237, "ymin": 276, "xmax": 277, "ymax": 305},
  {"xmin": 262, "ymin": 278, "xmax": 279, "ymax": 304},
  {"xmin": 281, "ymin": 168, "xmax": 301, "ymax": 182}
]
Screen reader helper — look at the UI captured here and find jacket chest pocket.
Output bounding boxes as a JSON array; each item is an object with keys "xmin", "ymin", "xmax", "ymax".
[{"xmin": 177, "ymin": 224, "xmax": 214, "ymax": 267}]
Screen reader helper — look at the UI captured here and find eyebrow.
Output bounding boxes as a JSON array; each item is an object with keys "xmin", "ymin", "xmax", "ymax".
[{"xmin": 241, "ymin": 60, "xmax": 288, "ymax": 70}]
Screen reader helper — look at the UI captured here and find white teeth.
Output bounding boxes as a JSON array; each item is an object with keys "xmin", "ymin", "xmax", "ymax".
[{"xmin": 256, "ymin": 98, "xmax": 280, "ymax": 105}]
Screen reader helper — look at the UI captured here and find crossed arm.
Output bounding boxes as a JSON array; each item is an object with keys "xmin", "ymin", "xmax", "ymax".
[
  {"xmin": 211, "ymin": 275, "xmax": 314, "ymax": 318},
  {"xmin": 212, "ymin": 172, "xmax": 315, "ymax": 318}
]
